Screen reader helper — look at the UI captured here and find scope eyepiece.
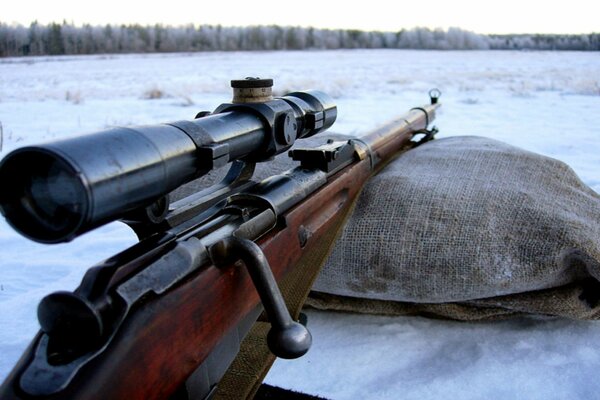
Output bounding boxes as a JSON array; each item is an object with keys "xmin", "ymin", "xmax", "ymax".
[{"xmin": 0, "ymin": 88, "xmax": 337, "ymax": 243}]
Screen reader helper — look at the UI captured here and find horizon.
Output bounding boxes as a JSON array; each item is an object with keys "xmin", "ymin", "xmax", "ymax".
[
  {"xmin": 1, "ymin": 20, "xmax": 597, "ymax": 37},
  {"xmin": 2, "ymin": 0, "xmax": 598, "ymax": 36}
]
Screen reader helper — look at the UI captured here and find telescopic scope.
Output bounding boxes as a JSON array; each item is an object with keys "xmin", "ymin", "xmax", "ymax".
[{"xmin": 0, "ymin": 79, "xmax": 336, "ymax": 243}]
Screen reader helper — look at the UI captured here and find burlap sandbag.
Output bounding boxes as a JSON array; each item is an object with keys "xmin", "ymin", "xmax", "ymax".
[{"xmin": 306, "ymin": 136, "xmax": 600, "ymax": 320}]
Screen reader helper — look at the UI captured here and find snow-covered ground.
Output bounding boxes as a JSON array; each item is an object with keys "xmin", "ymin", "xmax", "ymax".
[{"xmin": 0, "ymin": 50, "xmax": 599, "ymax": 398}]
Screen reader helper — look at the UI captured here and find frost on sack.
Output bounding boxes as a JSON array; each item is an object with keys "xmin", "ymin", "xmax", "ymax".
[{"xmin": 309, "ymin": 136, "xmax": 600, "ymax": 320}]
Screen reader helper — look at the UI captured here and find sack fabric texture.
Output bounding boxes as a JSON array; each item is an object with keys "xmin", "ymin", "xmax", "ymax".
[{"xmin": 306, "ymin": 136, "xmax": 600, "ymax": 320}]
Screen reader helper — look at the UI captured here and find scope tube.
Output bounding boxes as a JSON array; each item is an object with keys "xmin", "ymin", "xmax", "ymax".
[{"xmin": 0, "ymin": 91, "xmax": 336, "ymax": 243}]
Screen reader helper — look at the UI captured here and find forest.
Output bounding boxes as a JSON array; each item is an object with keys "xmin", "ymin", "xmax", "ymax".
[{"xmin": 0, "ymin": 21, "xmax": 598, "ymax": 57}]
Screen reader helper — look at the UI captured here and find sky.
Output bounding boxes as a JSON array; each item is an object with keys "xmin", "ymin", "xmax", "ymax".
[{"xmin": 1, "ymin": 0, "xmax": 598, "ymax": 35}]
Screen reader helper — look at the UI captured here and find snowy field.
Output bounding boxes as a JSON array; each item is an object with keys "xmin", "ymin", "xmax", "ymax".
[{"xmin": 0, "ymin": 50, "xmax": 599, "ymax": 398}]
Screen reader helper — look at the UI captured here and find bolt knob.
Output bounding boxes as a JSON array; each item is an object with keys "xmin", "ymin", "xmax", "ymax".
[{"xmin": 267, "ymin": 321, "xmax": 312, "ymax": 359}]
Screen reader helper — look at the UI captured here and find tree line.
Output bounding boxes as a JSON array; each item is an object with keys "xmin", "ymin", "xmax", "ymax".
[{"xmin": 0, "ymin": 21, "xmax": 598, "ymax": 57}]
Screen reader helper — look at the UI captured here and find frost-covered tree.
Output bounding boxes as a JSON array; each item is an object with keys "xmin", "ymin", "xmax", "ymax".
[{"xmin": 0, "ymin": 22, "xmax": 597, "ymax": 56}]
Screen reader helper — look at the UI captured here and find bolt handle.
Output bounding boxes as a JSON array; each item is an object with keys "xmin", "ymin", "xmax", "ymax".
[{"xmin": 210, "ymin": 233, "xmax": 311, "ymax": 359}]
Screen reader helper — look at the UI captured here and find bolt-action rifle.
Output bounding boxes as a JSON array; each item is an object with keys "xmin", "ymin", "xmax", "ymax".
[{"xmin": 0, "ymin": 78, "xmax": 440, "ymax": 399}]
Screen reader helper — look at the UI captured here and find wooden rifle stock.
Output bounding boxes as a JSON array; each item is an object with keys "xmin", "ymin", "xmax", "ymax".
[{"xmin": 0, "ymin": 101, "xmax": 439, "ymax": 400}]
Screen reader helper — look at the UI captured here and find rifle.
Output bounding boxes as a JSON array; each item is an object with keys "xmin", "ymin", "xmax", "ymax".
[{"xmin": 0, "ymin": 78, "xmax": 441, "ymax": 399}]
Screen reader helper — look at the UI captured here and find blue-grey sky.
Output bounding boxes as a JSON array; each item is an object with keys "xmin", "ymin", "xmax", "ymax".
[{"xmin": 3, "ymin": 0, "xmax": 597, "ymax": 34}]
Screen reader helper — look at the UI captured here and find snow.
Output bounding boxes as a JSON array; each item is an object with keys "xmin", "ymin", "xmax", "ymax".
[
  {"xmin": 1, "ymin": 50, "xmax": 599, "ymax": 398},
  {"xmin": 267, "ymin": 312, "xmax": 600, "ymax": 400}
]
